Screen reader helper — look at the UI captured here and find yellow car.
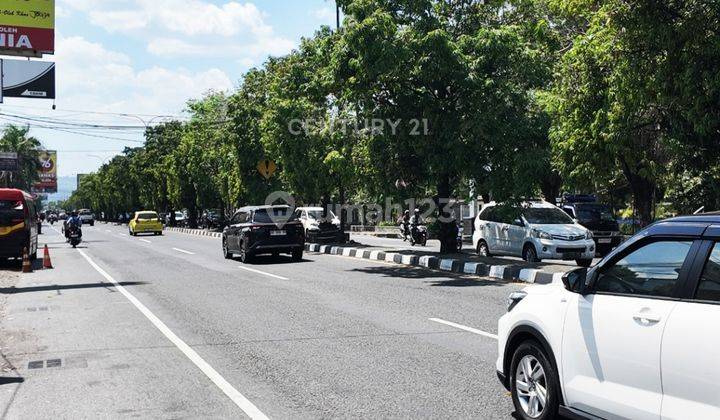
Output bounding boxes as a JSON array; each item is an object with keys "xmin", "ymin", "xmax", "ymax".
[{"xmin": 129, "ymin": 211, "xmax": 163, "ymax": 236}]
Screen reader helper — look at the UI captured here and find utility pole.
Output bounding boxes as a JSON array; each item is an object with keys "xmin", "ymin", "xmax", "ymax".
[{"xmin": 336, "ymin": 2, "xmax": 341, "ymax": 30}]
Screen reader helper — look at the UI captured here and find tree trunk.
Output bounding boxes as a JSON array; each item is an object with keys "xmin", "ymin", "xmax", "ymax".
[
  {"xmin": 540, "ymin": 171, "xmax": 563, "ymax": 203},
  {"xmin": 436, "ymin": 174, "xmax": 457, "ymax": 254},
  {"xmin": 619, "ymin": 156, "xmax": 655, "ymax": 227}
]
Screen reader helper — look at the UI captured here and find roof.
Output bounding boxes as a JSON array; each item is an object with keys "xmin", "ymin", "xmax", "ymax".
[
  {"xmin": 660, "ymin": 213, "xmax": 720, "ymax": 224},
  {"xmin": 481, "ymin": 200, "xmax": 556, "ymax": 209},
  {"xmin": 135, "ymin": 210, "xmax": 158, "ymax": 214},
  {"xmin": 236, "ymin": 205, "xmax": 290, "ymax": 212},
  {"xmin": 0, "ymin": 188, "xmax": 32, "ymax": 200}
]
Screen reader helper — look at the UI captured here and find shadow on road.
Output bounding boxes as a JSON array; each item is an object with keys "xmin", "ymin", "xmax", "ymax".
[
  {"xmin": 0, "ymin": 281, "xmax": 147, "ymax": 294},
  {"xmin": 0, "ymin": 377, "xmax": 24, "ymax": 385},
  {"xmin": 426, "ymin": 278, "xmax": 507, "ymax": 287},
  {"xmin": 236, "ymin": 255, "xmax": 311, "ymax": 265},
  {"xmin": 349, "ymin": 265, "xmax": 457, "ymax": 279}
]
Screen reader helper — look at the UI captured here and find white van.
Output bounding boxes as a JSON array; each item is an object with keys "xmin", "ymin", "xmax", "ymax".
[{"xmin": 473, "ymin": 201, "xmax": 595, "ymax": 266}]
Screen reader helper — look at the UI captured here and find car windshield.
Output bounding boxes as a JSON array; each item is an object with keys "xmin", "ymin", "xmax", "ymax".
[
  {"xmin": 254, "ymin": 207, "xmax": 297, "ymax": 223},
  {"xmin": 138, "ymin": 213, "xmax": 158, "ymax": 220},
  {"xmin": 307, "ymin": 210, "xmax": 335, "ymax": 220},
  {"xmin": 175, "ymin": 212, "xmax": 184, "ymax": 218},
  {"xmin": 0, "ymin": 200, "xmax": 24, "ymax": 226},
  {"xmin": 575, "ymin": 204, "xmax": 616, "ymax": 222},
  {"xmin": 523, "ymin": 207, "xmax": 574, "ymax": 225},
  {"xmin": 80, "ymin": 211, "xmax": 91, "ymax": 215}
]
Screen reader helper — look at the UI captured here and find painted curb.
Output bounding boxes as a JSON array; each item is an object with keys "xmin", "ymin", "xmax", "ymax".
[
  {"xmin": 165, "ymin": 227, "xmax": 222, "ymax": 238},
  {"xmin": 303, "ymin": 242, "xmax": 561, "ymax": 284}
]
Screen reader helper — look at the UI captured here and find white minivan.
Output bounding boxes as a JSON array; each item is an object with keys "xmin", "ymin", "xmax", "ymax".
[{"xmin": 473, "ymin": 201, "xmax": 595, "ymax": 266}]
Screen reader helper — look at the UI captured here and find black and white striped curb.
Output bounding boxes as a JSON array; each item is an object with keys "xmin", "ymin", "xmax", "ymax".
[
  {"xmin": 304, "ymin": 243, "xmax": 564, "ymax": 285},
  {"xmin": 165, "ymin": 227, "xmax": 222, "ymax": 238}
]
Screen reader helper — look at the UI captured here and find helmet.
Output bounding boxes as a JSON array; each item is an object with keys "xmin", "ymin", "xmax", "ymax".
[
  {"xmin": 414, "ymin": 208, "xmax": 420, "ymax": 214},
  {"xmin": 71, "ymin": 211, "xmax": 78, "ymax": 217},
  {"xmin": 404, "ymin": 210, "xmax": 409, "ymax": 215}
]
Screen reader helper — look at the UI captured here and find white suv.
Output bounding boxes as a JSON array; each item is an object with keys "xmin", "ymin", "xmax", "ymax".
[
  {"xmin": 473, "ymin": 201, "xmax": 595, "ymax": 267},
  {"xmin": 496, "ymin": 214, "xmax": 720, "ymax": 419}
]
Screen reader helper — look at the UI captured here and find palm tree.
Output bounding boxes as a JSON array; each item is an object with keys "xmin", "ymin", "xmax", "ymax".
[{"xmin": 0, "ymin": 125, "xmax": 42, "ymax": 190}]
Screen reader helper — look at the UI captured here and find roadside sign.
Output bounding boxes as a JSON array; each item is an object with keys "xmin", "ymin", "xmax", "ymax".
[
  {"xmin": 1, "ymin": 59, "xmax": 55, "ymax": 99},
  {"xmin": 0, "ymin": 152, "xmax": 18, "ymax": 171},
  {"xmin": 0, "ymin": 1, "xmax": 55, "ymax": 57},
  {"xmin": 32, "ymin": 150, "xmax": 57, "ymax": 193}
]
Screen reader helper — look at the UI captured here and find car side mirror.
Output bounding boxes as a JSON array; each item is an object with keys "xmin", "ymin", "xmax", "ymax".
[
  {"xmin": 562, "ymin": 267, "xmax": 587, "ymax": 293},
  {"xmin": 513, "ymin": 218, "xmax": 524, "ymax": 227}
]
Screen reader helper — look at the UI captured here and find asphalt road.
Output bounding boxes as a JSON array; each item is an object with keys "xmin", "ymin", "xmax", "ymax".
[{"xmin": 0, "ymin": 223, "xmax": 524, "ymax": 418}]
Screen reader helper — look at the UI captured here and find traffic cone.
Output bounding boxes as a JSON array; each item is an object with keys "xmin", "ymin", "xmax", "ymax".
[
  {"xmin": 21, "ymin": 247, "xmax": 32, "ymax": 273},
  {"xmin": 43, "ymin": 244, "xmax": 53, "ymax": 269}
]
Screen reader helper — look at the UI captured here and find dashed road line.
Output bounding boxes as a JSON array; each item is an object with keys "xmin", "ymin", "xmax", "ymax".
[
  {"xmin": 173, "ymin": 247, "xmax": 195, "ymax": 255},
  {"xmin": 77, "ymin": 249, "xmax": 269, "ymax": 419},
  {"xmin": 428, "ymin": 318, "xmax": 498, "ymax": 340},
  {"xmin": 237, "ymin": 265, "xmax": 289, "ymax": 280},
  {"xmin": 138, "ymin": 239, "xmax": 152, "ymax": 244}
]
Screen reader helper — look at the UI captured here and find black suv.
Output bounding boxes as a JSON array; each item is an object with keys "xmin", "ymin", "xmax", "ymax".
[
  {"xmin": 222, "ymin": 205, "xmax": 304, "ymax": 263},
  {"xmin": 561, "ymin": 196, "xmax": 621, "ymax": 256}
]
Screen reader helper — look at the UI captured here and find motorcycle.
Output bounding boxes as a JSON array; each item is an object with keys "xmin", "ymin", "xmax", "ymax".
[
  {"xmin": 48, "ymin": 214, "xmax": 57, "ymax": 225},
  {"xmin": 67, "ymin": 225, "xmax": 82, "ymax": 248},
  {"xmin": 409, "ymin": 224, "xmax": 428, "ymax": 246},
  {"xmin": 455, "ymin": 224, "xmax": 463, "ymax": 253}
]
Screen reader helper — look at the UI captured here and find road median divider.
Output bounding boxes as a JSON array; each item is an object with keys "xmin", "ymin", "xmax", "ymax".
[{"xmin": 304, "ymin": 242, "xmax": 566, "ymax": 285}]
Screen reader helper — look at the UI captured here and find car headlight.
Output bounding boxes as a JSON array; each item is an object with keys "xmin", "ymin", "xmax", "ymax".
[
  {"xmin": 586, "ymin": 230, "xmax": 594, "ymax": 239},
  {"xmin": 532, "ymin": 229, "xmax": 552, "ymax": 240},
  {"xmin": 507, "ymin": 291, "xmax": 528, "ymax": 312}
]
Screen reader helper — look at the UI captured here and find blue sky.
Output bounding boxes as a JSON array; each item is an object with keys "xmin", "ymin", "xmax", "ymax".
[{"xmin": 1, "ymin": 0, "xmax": 340, "ymax": 176}]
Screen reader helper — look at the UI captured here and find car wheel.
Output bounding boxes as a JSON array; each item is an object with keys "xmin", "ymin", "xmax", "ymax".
[
  {"xmin": 239, "ymin": 241, "xmax": 253, "ymax": 263},
  {"xmin": 510, "ymin": 340, "xmax": 560, "ymax": 420},
  {"xmin": 291, "ymin": 248, "xmax": 303, "ymax": 262},
  {"xmin": 576, "ymin": 259, "xmax": 592, "ymax": 267},
  {"xmin": 523, "ymin": 244, "xmax": 540, "ymax": 263},
  {"xmin": 222, "ymin": 238, "xmax": 232, "ymax": 259},
  {"xmin": 476, "ymin": 240, "xmax": 491, "ymax": 257}
]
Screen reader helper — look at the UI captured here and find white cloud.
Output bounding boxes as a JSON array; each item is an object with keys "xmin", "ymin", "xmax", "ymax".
[
  {"xmin": 146, "ymin": 36, "xmax": 295, "ymax": 59},
  {"xmin": 313, "ymin": 7, "xmax": 336, "ymax": 21},
  {"xmin": 54, "ymin": 36, "xmax": 232, "ymax": 116}
]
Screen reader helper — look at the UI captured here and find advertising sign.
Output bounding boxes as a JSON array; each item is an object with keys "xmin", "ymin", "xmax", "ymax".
[
  {"xmin": 1, "ymin": 59, "xmax": 55, "ymax": 99},
  {"xmin": 0, "ymin": 152, "xmax": 18, "ymax": 171},
  {"xmin": 0, "ymin": 1, "xmax": 55, "ymax": 57},
  {"xmin": 32, "ymin": 150, "xmax": 57, "ymax": 193}
]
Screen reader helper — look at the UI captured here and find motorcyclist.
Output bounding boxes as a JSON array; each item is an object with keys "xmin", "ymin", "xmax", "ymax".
[
  {"xmin": 65, "ymin": 210, "xmax": 83, "ymax": 240},
  {"xmin": 398, "ymin": 210, "xmax": 411, "ymax": 240},
  {"xmin": 410, "ymin": 209, "xmax": 423, "ymax": 237}
]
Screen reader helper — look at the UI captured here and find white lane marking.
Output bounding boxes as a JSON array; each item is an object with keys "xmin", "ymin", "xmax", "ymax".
[
  {"xmin": 428, "ymin": 318, "xmax": 498, "ymax": 340},
  {"xmin": 77, "ymin": 249, "xmax": 269, "ymax": 419},
  {"xmin": 119, "ymin": 233, "xmax": 127, "ymax": 236},
  {"xmin": 105, "ymin": 229, "xmax": 112, "ymax": 233},
  {"xmin": 237, "ymin": 265, "xmax": 289, "ymax": 280},
  {"xmin": 138, "ymin": 239, "xmax": 152, "ymax": 244},
  {"xmin": 173, "ymin": 247, "xmax": 195, "ymax": 255}
]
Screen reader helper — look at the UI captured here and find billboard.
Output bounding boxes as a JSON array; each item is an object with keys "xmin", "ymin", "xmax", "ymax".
[
  {"xmin": 32, "ymin": 150, "xmax": 57, "ymax": 193},
  {"xmin": 0, "ymin": 1, "xmax": 55, "ymax": 57},
  {"xmin": 1, "ymin": 59, "xmax": 55, "ymax": 99}
]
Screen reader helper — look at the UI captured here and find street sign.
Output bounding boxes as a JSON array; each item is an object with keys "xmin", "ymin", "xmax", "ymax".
[
  {"xmin": 1, "ymin": 59, "xmax": 55, "ymax": 99},
  {"xmin": 0, "ymin": 1, "xmax": 55, "ymax": 57},
  {"xmin": 0, "ymin": 152, "xmax": 18, "ymax": 171}
]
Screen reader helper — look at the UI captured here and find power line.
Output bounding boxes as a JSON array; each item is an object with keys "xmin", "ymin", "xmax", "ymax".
[{"xmin": 0, "ymin": 103, "xmax": 189, "ymax": 119}]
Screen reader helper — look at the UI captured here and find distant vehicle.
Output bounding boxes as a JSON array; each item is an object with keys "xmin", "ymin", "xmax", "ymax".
[
  {"xmin": 58, "ymin": 212, "xmax": 67, "ymax": 220},
  {"xmin": 560, "ymin": 194, "xmax": 622, "ymax": 256},
  {"xmin": 200, "ymin": 209, "xmax": 225, "ymax": 230},
  {"xmin": 167, "ymin": 211, "xmax": 187, "ymax": 227},
  {"xmin": 67, "ymin": 224, "xmax": 82, "ymax": 248},
  {"xmin": 295, "ymin": 207, "xmax": 344, "ymax": 242},
  {"xmin": 497, "ymin": 212, "xmax": 720, "ymax": 420},
  {"xmin": 473, "ymin": 201, "xmax": 595, "ymax": 267},
  {"xmin": 0, "ymin": 189, "xmax": 39, "ymax": 260},
  {"xmin": 129, "ymin": 211, "xmax": 163, "ymax": 236},
  {"xmin": 78, "ymin": 209, "xmax": 95, "ymax": 226},
  {"xmin": 223, "ymin": 205, "xmax": 304, "ymax": 263}
]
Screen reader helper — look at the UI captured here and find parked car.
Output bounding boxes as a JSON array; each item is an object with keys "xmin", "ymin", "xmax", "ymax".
[
  {"xmin": 0, "ymin": 189, "xmax": 39, "ymax": 260},
  {"xmin": 560, "ymin": 194, "xmax": 622, "ymax": 256},
  {"xmin": 496, "ymin": 212, "xmax": 720, "ymax": 420},
  {"xmin": 222, "ymin": 205, "xmax": 304, "ymax": 263},
  {"xmin": 473, "ymin": 201, "xmax": 595, "ymax": 266},
  {"xmin": 128, "ymin": 211, "xmax": 163, "ymax": 236},
  {"xmin": 295, "ymin": 206, "xmax": 344, "ymax": 243},
  {"xmin": 78, "ymin": 209, "xmax": 95, "ymax": 226}
]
